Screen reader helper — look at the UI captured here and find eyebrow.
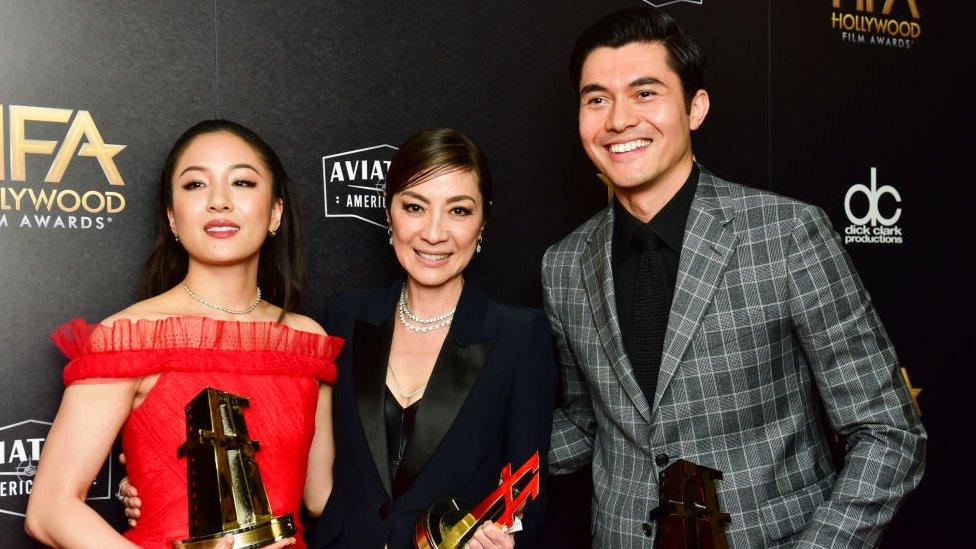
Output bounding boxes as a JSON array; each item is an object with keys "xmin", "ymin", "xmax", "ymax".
[
  {"xmin": 178, "ymin": 163, "xmax": 261, "ymax": 178},
  {"xmin": 579, "ymin": 83, "xmax": 608, "ymax": 96},
  {"xmin": 400, "ymin": 190, "xmax": 478, "ymax": 204},
  {"xmin": 579, "ymin": 77, "xmax": 665, "ymax": 97},
  {"xmin": 631, "ymin": 76, "xmax": 665, "ymax": 88}
]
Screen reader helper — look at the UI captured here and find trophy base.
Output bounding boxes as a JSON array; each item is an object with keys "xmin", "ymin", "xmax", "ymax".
[
  {"xmin": 415, "ymin": 498, "xmax": 478, "ymax": 549},
  {"xmin": 172, "ymin": 513, "xmax": 296, "ymax": 549}
]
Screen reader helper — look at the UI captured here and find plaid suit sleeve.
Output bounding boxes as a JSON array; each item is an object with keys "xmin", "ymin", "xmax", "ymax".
[
  {"xmin": 542, "ymin": 247, "xmax": 597, "ymax": 475},
  {"xmin": 787, "ymin": 205, "xmax": 926, "ymax": 547}
]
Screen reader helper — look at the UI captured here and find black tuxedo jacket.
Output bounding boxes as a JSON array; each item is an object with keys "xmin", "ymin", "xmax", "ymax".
[{"xmin": 310, "ymin": 281, "xmax": 557, "ymax": 548}]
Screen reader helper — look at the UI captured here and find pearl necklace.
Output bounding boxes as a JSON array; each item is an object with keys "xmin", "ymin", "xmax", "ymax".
[
  {"xmin": 397, "ymin": 284, "xmax": 456, "ymax": 333},
  {"xmin": 182, "ymin": 281, "xmax": 262, "ymax": 315}
]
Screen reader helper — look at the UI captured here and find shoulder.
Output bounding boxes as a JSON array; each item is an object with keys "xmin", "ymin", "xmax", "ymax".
[
  {"xmin": 543, "ymin": 206, "xmax": 608, "ymax": 270},
  {"xmin": 281, "ymin": 312, "xmax": 327, "ymax": 335},
  {"xmin": 100, "ymin": 293, "xmax": 179, "ymax": 326},
  {"xmin": 326, "ymin": 286, "xmax": 394, "ymax": 319},
  {"xmin": 482, "ymin": 296, "xmax": 551, "ymax": 338},
  {"xmin": 705, "ymin": 171, "xmax": 828, "ymax": 237},
  {"xmin": 328, "ymin": 287, "xmax": 389, "ymax": 308}
]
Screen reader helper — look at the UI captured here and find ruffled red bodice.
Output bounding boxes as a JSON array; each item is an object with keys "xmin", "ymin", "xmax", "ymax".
[{"xmin": 51, "ymin": 316, "xmax": 343, "ymax": 549}]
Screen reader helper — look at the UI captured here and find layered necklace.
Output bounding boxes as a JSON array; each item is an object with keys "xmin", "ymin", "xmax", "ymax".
[
  {"xmin": 389, "ymin": 284, "xmax": 458, "ymax": 402},
  {"xmin": 182, "ymin": 280, "xmax": 262, "ymax": 315},
  {"xmin": 397, "ymin": 283, "xmax": 456, "ymax": 333},
  {"xmin": 388, "ymin": 367, "xmax": 425, "ymax": 400}
]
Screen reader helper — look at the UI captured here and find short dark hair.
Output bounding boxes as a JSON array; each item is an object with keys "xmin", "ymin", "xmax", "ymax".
[
  {"xmin": 137, "ymin": 120, "xmax": 305, "ymax": 320},
  {"xmin": 385, "ymin": 128, "xmax": 492, "ymax": 219},
  {"xmin": 569, "ymin": 7, "xmax": 706, "ymax": 108}
]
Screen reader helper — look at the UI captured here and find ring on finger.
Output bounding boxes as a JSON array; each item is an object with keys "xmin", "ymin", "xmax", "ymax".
[{"xmin": 115, "ymin": 478, "xmax": 130, "ymax": 502}]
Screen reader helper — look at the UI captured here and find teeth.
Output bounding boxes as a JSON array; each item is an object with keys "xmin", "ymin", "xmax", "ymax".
[
  {"xmin": 609, "ymin": 139, "xmax": 651, "ymax": 154},
  {"xmin": 207, "ymin": 226, "xmax": 239, "ymax": 232},
  {"xmin": 418, "ymin": 252, "xmax": 449, "ymax": 260}
]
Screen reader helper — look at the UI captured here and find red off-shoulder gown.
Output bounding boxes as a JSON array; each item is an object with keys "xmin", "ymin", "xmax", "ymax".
[{"xmin": 51, "ymin": 316, "xmax": 343, "ymax": 549}]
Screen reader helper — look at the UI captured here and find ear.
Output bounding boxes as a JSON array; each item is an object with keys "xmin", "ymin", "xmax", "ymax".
[
  {"xmin": 270, "ymin": 198, "xmax": 284, "ymax": 232},
  {"xmin": 688, "ymin": 89, "xmax": 710, "ymax": 131},
  {"xmin": 166, "ymin": 207, "xmax": 177, "ymax": 234}
]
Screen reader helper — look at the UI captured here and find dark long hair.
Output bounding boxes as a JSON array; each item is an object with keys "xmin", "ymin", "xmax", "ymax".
[{"xmin": 136, "ymin": 120, "xmax": 305, "ymax": 319}]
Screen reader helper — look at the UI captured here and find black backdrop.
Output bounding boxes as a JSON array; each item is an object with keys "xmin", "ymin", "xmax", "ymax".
[{"xmin": 1, "ymin": 1, "xmax": 971, "ymax": 547}]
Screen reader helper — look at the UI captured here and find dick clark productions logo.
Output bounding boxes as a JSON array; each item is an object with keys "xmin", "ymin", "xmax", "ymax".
[
  {"xmin": 843, "ymin": 167, "xmax": 903, "ymax": 245},
  {"xmin": 322, "ymin": 144, "xmax": 396, "ymax": 229}
]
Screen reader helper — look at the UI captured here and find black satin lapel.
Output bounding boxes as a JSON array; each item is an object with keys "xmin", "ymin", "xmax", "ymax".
[
  {"xmin": 392, "ymin": 337, "xmax": 495, "ymax": 498},
  {"xmin": 353, "ymin": 318, "xmax": 394, "ymax": 497}
]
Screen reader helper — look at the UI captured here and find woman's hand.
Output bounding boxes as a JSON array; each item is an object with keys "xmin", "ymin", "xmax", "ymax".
[
  {"xmin": 214, "ymin": 534, "xmax": 296, "ymax": 548},
  {"xmin": 463, "ymin": 522, "xmax": 515, "ymax": 549},
  {"xmin": 117, "ymin": 453, "xmax": 143, "ymax": 527},
  {"xmin": 118, "ymin": 477, "xmax": 141, "ymax": 527}
]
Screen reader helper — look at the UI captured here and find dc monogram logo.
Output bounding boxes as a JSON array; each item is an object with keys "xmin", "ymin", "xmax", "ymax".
[
  {"xmin": 642, "ymin": 0, "xmax": 703, "ymax": 7},
  {"xmin": 844, "ymin": 167, "xmax": 901, "ymax": 227}
]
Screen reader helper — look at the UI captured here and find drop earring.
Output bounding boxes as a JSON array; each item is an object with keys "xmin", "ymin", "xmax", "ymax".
[
  {"xmin": 387, "ymin": 227, "xmax": 393, "ymax": 246},
  {"xmin": 476, "ymin": 234, "xmax": 483, "ymax": 253}
]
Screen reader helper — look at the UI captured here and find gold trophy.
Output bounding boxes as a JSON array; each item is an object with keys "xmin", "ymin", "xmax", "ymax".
[{"xmin": 173, "ymin": 387, "xmax": 296, "ymax": 549}]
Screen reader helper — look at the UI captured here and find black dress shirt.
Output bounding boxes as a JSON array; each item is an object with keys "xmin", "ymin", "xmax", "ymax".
[{"xmin": 612, "ymin": 165, "xmax": 699, "ymax": 358}]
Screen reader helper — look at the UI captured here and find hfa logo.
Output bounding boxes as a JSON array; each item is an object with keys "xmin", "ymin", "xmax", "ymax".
[
  {"xmin": 322, "ymin": 144, "xmax": 396, "ymax": 229},
  {"xmin": 831, "ymin": 0, "xmax": 922, "ymax": 49},
  {"xmin": 0, "ymin": 105, "xmax": 126, "ymax": 231},
  {"xmin": 843, "ymin": 167, "xmax": 903, "ymax": 245},
  {"xmin": 0, "ymin": 419, "xmax": 113, "ymax": 517},
  {"xmin": 643, "ymin": 0, "xmax": 702, "ymax": 7}
]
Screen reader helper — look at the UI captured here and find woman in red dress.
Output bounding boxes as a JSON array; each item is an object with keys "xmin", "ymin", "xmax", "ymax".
[{"xmin": 25, "ymin": 120, "xmax": 341, "ymax": 548}]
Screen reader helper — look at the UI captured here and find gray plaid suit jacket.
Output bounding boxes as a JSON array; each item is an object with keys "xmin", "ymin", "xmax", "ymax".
[{"xmin": 543, "ymin": 167, "xmax": 925, "ymax": 548}]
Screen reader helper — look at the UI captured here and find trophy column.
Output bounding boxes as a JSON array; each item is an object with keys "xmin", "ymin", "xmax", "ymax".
[{"xmin": 174, "ymin": 387, "xmax": 296, "ymax": 549}]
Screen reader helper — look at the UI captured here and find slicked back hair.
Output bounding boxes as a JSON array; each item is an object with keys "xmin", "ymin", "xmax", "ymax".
[
  {"xmin": 570, "ymin": 6, "xmax": 706, "ymax": 110},
  {"xmin": 385, "ymin": 128, "xmax": 492, "ymax": 219}
]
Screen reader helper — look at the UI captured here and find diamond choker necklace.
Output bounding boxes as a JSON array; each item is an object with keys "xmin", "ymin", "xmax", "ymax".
[
  {"xmin": 182, "ymin": 281, "xmax": 262, "ymax": 315},
  {"xmin": 397, "ymin": 283, "xmax": 456, "ymax": 333}
]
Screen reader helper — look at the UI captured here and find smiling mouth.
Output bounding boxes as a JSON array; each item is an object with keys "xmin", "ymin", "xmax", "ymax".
[
  {"xmin": 607, "ymin": 139, "xmax": 652, "ymax": 154},
  {"xmin": 205, "ymin": 226, "xmax": 240, "ymax": 234},
  {"xmin": 417, "ymin": 251, "xmax": 450, "ymax": 261}
]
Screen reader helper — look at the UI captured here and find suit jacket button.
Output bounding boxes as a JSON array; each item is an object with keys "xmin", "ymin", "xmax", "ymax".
[
  {"xmin": 642, "ymin": 522, "xmax": 653, "ymax": 537},
  {"xmin": 655, "ymin": 453, "xmax": 670, "ymax": 467},
  {"xmin": 378, "ymin": 502, "xmax": 390, "ymax": 519}
]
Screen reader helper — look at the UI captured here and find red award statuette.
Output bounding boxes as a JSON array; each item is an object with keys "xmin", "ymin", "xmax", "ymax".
[{"xmin": 414, "ymin": 451, "xmax": 541, "ymax": 549}]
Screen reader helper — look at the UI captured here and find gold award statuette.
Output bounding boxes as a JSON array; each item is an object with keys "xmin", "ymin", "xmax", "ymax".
[{"xmin": 173, "ymin": 387, "xmax": 296, "ymax": 549}]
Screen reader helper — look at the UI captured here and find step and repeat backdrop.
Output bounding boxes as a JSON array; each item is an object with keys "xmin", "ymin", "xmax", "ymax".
[{"xmin": 1, "ymin": 1, "xmax": 970, "ymax": 547}]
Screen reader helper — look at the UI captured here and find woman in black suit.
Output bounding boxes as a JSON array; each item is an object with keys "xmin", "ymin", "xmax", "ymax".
[{"xmin": 310, "ymin": 128, "xmax": 557, "ymax": 549}]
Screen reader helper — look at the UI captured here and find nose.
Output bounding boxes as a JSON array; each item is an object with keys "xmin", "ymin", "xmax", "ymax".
[
  {"xmin": 606, "ymin": 100, "xmax": 638, "ymax": 133},
  {"xmin": 206, "ymin": 183, "xmax": 233, "ymax": 213},
  {"xmin": 420, "ymin": 210, "xmax": 448, "ymax": 245}
]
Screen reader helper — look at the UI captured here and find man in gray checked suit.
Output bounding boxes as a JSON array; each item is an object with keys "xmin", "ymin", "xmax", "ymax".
[{"xmin": 542, "ymin": 7, "xmax": 925, "ymax": 548}]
